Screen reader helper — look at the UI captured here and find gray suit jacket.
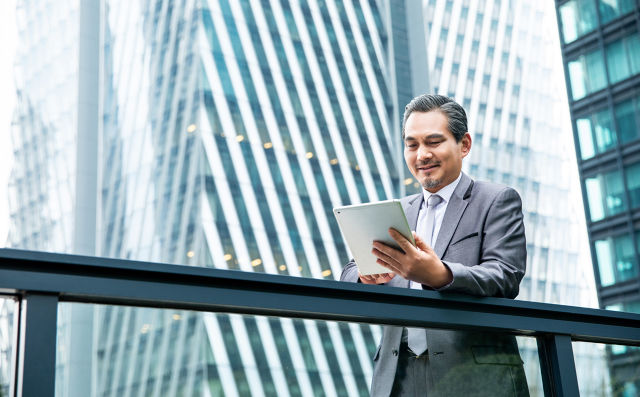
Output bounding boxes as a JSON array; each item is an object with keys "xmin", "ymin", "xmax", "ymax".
[{"xmin": 341, "ymin": 173, "xmax": 529, "ymax": 397}]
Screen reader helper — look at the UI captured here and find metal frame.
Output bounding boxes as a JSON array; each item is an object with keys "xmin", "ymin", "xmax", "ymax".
[{"xmin": 1, "ymin": 248, "xmax": 640, "ymax": 397}]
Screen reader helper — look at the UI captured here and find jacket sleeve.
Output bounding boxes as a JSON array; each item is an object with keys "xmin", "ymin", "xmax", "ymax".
[
  {"xmin": 439, "ymin": 187, "xmax": 526, "ymax": 298},
  {"xmin": 340, "ymin": 259, "xmax": 361, "ymax": 283}
]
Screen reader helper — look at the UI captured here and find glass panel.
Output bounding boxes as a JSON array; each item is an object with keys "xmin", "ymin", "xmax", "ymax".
[
  {"xmin": 614, "ymin": 234, "xmax": 638, "ymax": 283},
  {"xmin": 628, "ymin": 35, "xmax": 640, "ymax": 76},
  {"xmin": 577, "ymin": 108, "xmax": 618, "ymax": 159},
  {"xmin": 595, "ymin": 234, "xmax": 639, "ymax": 287},
  {"xmin": 568, "ymin": 49, "xmax": 607, "ymax": 101},
  {"xmin": 595, "ymin": 239, "xmax": 616, "ymax": 286},
  {"xmin": 559, "ymin": 0, "xmax": 598, "ymax": 43},
  {"xmin": 606, "ymin": 38, "xmax": 631, "ymax": 84},
  {"xmin": 615, "ymin": 98, "xmax": 639, "ymax": 144},
  {"xmin": 0, "ymin": 297, "xmax": 17, "ymax": 396},
  {"xmin": 572, "ymin": 341, "xmax": 640, "ymax": 396},
  {"xmin": 586, "ymin": 50, "xmax": 608, "ymax": 92},
  {"xmin": 604, "ymin": 169, "xmax": 627, "ymax": 217},
  {"xmin": 593, "ymin": 108, "xmax": 617, "ymax": 153},
  {"xmin": 569, "ymin": 58, "xmax": 588, "ymax": 100},
  {"xmin": 585, "ymin": 169, "xmax": 627, "ymax": 222},
  {"xmin": 586, "ymin": 177, "xmax": 606, "ymax": 221},
  {"xmin": 577, "ymin": 118, "xmax": 597, "ymax": 160},
  {"xmin": 598, "ymin": 0, "xmax": 636, "ymax": 25},
  {"xmin": 54, "ymin": 303, "xmax": 547, "ymax": 396},
  {"xmin": 626, "ymin": 162, "xmax": 640, "ymax": 209}
]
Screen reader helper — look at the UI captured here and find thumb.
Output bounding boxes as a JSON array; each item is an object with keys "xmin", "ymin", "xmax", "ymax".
[{"xmin": 413, "ymin": 231, "xmax": 430, "ymax": 251}]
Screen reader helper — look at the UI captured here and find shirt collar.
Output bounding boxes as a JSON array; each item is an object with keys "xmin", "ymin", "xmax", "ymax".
[{"xmin": 422, "ymin": 172, "xmax": 462, "ymax": 206}]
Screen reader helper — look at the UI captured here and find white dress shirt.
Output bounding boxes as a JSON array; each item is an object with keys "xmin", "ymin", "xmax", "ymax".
[{"xmin": 409, "ymin": 172, "xmax": 462, "ymax": 291}]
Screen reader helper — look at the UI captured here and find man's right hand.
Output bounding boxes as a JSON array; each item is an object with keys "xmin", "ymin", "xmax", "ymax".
[{"xmin": 359, "ymin": 272, "xmax": 395, "ymax": 284}]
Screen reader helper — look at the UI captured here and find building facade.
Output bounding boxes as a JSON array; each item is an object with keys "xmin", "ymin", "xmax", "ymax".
[
  {"xmin": 5, "ymin": 0, "xmax": 612, "ymax": 395},
  {"xmin": 8, "ymin": 0, "xmax": 426, "ymax": 395},
  {"xmin": 422, "ymin": 0, "xmax": 605, "ymax": 394},
  {"xmin": 555, "ymin": 0, "xmax": 640, "ymax": 394}
]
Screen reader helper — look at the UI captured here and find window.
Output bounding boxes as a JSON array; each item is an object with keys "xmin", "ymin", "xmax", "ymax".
[
  {"xmin": 567, "ymin": 49, "xmax": 607, "ymax": 100},
  {"xmin": 594, "ymin": 233, "xmax": 638, "ymax": 287},
  {"xmin": 598, "ymin": 0, "xmax": 635, "ymax": 25},
  {"xmin": 606, "ymin": 33, "xmax": 640, "ymax": 84},
  {"xmin": 559, "ymin": 0, "xmax": 597, "ymax": 44},
  {"xmin": 626, "ymin": 161, "xmax": 640, "ymax": 209},
  {"xmin": 576, "ymin": 108, "xmax": 616, "ymax": 159},
  {"xmin": 585, "ymin": 169, "xmax": 627, "ymax": 221},
  {"xmin": 614, "ymin": 96, "xmax": 640, "ymax": 144}
]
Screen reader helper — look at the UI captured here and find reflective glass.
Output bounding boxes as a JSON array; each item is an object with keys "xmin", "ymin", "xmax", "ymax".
[
  {"xmin": 54, "ymin": 303, "xmax": 549, "ymax": 397},
  {"xmin": 559, "ymin": 0, "xmax": 597, "ymax": 43},
  {"xmin": 0, "ymin": 298, "xmax": 17, "ymax": 396},
  {"xmin": 606, "ymin": 39, "xmax": 631, "ymax": 84},
  {"xmin": 585, "ymin": 169, "xmax": 627, "ymax": 221},
  {"xmin": 626, "ymin": 161, "xmax": 640, "ymax": 208},
  {"xmin": 598, "ymin": 0, "xmax": 636, "ymax": 25},
  {"xmin": 568, "ymin": 49, "xmax": 607, "ymax": 101},
  {"xmin": 576, "ymin": 108, "xmax": 617, "ymax": 159},
  {"xmin": 594, "ymin": 233, "xmax": 639, "ymax": 286},
  {"xmin": 573, "ymin": 341, "xmax": 639, "ymax": 396},
  {"xmin": 606, "ymin": 33, "xmax": 640, "ymax": 84},
  {"xmin": 615, "ymin": 97, "xmax": 640, "ymax": 144}
]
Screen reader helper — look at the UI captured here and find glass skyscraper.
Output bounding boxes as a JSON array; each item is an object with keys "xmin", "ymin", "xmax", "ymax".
[
  {"xmin": 7, "ymin": 0, "xmax": 427, "ymax": 395},
  {"xmin": 422, "ymin": 0, "xmax": 606, "ymax": 394},
  {"xmin": 555, "ymin": 0, "xmax": 640, "ymax": 393},
  {"xmin": 5, "ymin": 0, "xmax": 611, "ymax": 395}
]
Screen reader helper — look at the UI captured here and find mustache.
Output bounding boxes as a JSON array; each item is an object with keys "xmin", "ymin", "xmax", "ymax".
[{"xmin": 416, "ymin": 161, "xmax": 441, "ymax": 168}]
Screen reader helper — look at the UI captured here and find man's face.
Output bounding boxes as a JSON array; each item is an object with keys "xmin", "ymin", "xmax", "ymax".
[{"xmin": 403, "ymin": 110, "xmax": 471, "ymax": 193}]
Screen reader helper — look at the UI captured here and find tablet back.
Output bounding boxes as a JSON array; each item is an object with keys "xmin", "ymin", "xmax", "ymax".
[{"xmin": 334, "ymin": 199, "xmax": 415, "ymax": 275}]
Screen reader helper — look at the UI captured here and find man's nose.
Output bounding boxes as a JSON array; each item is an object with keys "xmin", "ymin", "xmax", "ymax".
[{"xmin": 416, "ymin": 145, "xmax": 432, "ymax": 161}]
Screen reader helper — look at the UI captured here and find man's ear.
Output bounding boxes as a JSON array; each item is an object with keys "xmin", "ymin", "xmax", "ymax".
[{"xmin": 460, "ymin": 133, "xmax": 472, "ymax": 157}]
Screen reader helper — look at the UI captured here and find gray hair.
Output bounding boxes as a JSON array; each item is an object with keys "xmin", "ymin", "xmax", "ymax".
[{"xmin": 402, "ymin": 94, "xmax": 468, "ymax": 142}]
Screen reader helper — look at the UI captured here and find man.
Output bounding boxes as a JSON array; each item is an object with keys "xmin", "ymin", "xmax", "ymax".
[{"xmin": 341, "ymin": 94, "xmax": 529, "ymax": 397}]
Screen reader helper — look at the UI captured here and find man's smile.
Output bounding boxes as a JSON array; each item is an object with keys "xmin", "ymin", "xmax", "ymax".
[{"xmin": 416, "ymin": 162, "xmax": 440, "ymax": 172}]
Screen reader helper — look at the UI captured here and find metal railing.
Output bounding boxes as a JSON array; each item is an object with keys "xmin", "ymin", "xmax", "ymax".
[{"xmin": 1, "ymin": 248, "xmax": 639, "ymax": 397}]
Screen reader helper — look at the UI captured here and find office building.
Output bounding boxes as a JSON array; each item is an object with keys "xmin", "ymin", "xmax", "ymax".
[
  {"xmin": 6, "ymin": 0, "xmax": 612, "ymax": 395},
  {"xmin": 8, "ymin": 0, "xmax": 427, "ymax": 395},
  {"xmin": 423, "ymin": 0, "xmax": 606, "ymax": 394},
  {"xmin": 555, "ymin": 0, "xmax": 640, "ymax": 393}
]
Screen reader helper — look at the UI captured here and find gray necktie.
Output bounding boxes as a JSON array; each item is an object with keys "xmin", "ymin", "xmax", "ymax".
[{"xmin": 407, "ymin": 194, "xmax": 443, "ymax": 356}]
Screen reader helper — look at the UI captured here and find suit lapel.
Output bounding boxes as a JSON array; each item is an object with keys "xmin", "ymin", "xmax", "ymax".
[
  {"xmin": 397, "ymin": 194, "xmax": 423, "ymax": 288},
  {"xmin": 433, "ymin": 173, "xmax": 472, "ymax": 257},
  {"xmin": 404, "ymin": 194, "xmax": 423, "ymax": 231}
]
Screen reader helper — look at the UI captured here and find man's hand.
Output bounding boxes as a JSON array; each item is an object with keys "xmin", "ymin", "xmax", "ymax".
[
  {"xmin": 372, "ymin": 229, "xmax": 453, "ymax": 288},
  {"xmin": 359, "ymin": 272, "xmax": 395, "ymax": 284}
]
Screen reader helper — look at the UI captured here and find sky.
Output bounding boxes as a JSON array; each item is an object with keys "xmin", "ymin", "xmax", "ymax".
[{"xmin": 0, "ymin": 0, "xmax": 17, "ymax": 246}]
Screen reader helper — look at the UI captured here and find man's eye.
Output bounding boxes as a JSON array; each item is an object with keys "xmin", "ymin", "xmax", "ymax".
[{"xmin": 428, "ymin": 140, "xmax": 442, "ymax": 145}]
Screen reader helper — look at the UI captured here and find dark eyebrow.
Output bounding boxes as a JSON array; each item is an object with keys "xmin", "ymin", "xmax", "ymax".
[{"xmin": 405, "ymin": 133, "xmax": 445, "ymax": 142}]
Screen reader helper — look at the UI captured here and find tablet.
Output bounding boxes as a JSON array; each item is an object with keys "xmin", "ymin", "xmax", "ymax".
[{"xmin": 334, "ymin": 199, "xmax": 416, "ymax": 275}]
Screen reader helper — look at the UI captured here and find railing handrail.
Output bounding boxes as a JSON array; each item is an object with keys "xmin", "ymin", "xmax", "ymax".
[{"xmin": 0, "ymin": 248, "xmax": 638, "ymax": 345}]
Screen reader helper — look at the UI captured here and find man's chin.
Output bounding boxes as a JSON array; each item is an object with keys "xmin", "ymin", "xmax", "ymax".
[{"xmin": 421, "ymin": 178, "xmax": 442, "ymax": 190}]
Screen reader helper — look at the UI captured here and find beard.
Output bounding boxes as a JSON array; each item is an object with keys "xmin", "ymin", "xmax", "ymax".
[
  {"xmin": 415, "ymin": 161, "xmax": 442, "ymax": 189},
  {"xmin": 421, "ymin": 178, "xmax": 442, "ymax": 189}
]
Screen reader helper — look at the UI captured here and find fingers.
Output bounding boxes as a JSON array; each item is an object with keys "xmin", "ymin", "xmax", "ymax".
[
  {"xmin": 413, "ymin": 232, "xmax": 429, "ymax": 251},
  {"xmin": 359, "ymin": 272, "xmax": 395, "ymax": 284},
  {"xmin": 388, "ymin": 228, "xmax": 415, "ymax": 253}
]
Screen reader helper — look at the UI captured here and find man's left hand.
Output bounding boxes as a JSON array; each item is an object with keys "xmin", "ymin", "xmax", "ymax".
[{"xmin": 372, "ymin": 229, "xmax": 453, "ymax": 289}]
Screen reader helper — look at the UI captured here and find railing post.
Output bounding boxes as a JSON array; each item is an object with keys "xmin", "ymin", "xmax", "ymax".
[
  {"xmin": 15, "ymin": 293, "xmax": 58, "ymax": 397},
  {"xmin": 537, "ymin": 334, "xmax": 580, "ymax": 397}
]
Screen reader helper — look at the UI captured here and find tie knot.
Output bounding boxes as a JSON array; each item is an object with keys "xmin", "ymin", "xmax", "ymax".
[{"xmin": 427, "ymin": 194, "xmax": 443, "ymax": 208}]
